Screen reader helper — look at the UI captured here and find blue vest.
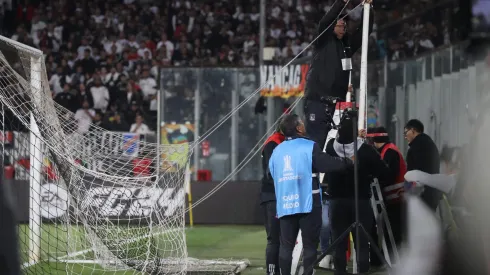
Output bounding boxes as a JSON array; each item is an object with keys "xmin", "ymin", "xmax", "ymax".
[{"xmin": 269, "ymin": 138, "xmax": 317, "ymax": 218}]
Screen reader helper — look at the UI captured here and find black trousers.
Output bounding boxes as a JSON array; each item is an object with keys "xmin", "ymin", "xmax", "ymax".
[
  {"xmin": 0, "ymin": 184, "xmax": 21, "ymax": 275},
  {"xmin": 329, "ymin": 199, "xmax": 373, "ymax": 275},
  {"xmin": 370, "ymin": 202, "xmax": 405, "ymax": 266},
  {"xmin": 263, "ymin": 201, "xmax": 280, "ymax": 275},
  {"xmin": 279, "ymin": 206, "xmax": 322, "ymax": 275},
  {"xmin": 304, "ymin": 100, "xmax": 336, "ymax": 150}
]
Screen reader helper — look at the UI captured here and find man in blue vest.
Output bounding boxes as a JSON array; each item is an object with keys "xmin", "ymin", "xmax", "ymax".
[{"xmin": 269, "ymin": 114, "xmax": 353, "ymax": 275}]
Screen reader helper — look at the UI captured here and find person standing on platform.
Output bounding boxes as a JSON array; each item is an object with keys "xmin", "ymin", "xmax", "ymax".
[{"xmin": 303, "ymin": 0, "xmax": 374, "ymax": 149}]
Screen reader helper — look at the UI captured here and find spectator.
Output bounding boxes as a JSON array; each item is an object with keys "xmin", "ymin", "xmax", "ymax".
[
  {"xmin": 123, "ymin": 82, "xmax": 143, "ymax": 110},
  {"xmin": 1, "ymin": 0, "xmax": 456, "ymax": 135},
  {"xmin": 49, "ymin": 66, "xmax": 65, "ymax": 95},
  {"xmin": 77, "ymin": 83, "xmax": 94, "ymax": 110},
  {"xmin": 74, "ymin": 100, "xmax": 96, "ymax": 134},
  {"xmin": 125, "ymin": 101, "xmax": 142, "ymax": 126},
  {"xmin": 106, "ymin": 112, "xmax": 130, "ymax": 132},
  {"xmin": 75, "ymin": 48, "xmax": 97, "ymax": 75},
  {"xmin": 54, "ymin": 83, "xmax": 79, "ymax": 113},
  {"xmin": 90, "ymin": 77, "xmax": 110, "ymax": 112},
  {"xmin": 89, "ymin": 111, "xmax": 105, "ymax": 133},
  {"xmin": 130, "ymin": 114, "xmax": 151, "ymax": 134}
]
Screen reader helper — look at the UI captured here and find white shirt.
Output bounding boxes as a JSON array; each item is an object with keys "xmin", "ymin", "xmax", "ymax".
[
  {"xmin": 157, "ymin": 40, "xmax": 174, "ymax": 57},
  {"xmin": 138, "ymin": 77, "xmax": 157, "ymax": 98},
  {"xmin": 74, "ymin": 108, "xmax": 95, "ymax": 134},
  {"xmin": 419, "ymin": 39, "xmax": 434, "ymax": 49},
  {"xmin": 104, "ymin": 41, "xmax": 123, "ymax": 54},
  {"xmin": 49, "ymin": 74, "xmax": 63, "ymax": 95},
  {"xmin": 243, "ymin": 39, "xmax": 256, "ymax": 53},
  {"xmin": 92, "ymin": 15, "xmax": 105, "ymax": 24},
  {"xmin": 130, "ymin": 123, "xmax": 151, "ymax": 134},
  {"xmin": 77, "ymin": 45, "xmax": 92, "ymax": 59},
  {"xmin": 270, "ymin": 28, "xmax": 282, "ymax": 39},
  {"xmin": 137, "ymin": 48, "xmax": 152, "ymax": 59},
  {"xmin": 90, "ymin": 85, "xmax": 110, "ymax": 111}
]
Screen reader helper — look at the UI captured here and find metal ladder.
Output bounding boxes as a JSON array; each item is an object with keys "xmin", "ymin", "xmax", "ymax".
[{"xmin": 370, "ymin": 179, "xmax": 400, "ymax": 268}]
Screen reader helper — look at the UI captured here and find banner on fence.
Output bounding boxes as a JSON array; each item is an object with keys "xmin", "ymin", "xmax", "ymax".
[
  {"xmin": 39, "ymin": 181, "xmax": 186, "ymax": 221},
  {"xmin": 259, "ymin": 64, "xmax": 309, "ymax": 98},
  {"xmin": 160, "ymin": 123, "xmax": 194, "ymax": 171}
]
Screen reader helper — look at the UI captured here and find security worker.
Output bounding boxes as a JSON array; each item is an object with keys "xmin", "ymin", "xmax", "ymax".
[
  {"xmin": 260, "ymin": 126, "xmax": 285, "ymax": 275},
  {"xmin": 366, "ymin": 126, "xmax": 407, "ymax": 268},
  {"xmin": 269, "ymin": 114, "xmax": 353, "ymax": 275}
]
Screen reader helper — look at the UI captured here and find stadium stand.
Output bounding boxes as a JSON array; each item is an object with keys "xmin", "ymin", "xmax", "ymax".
[{"xmin": 0, "ymin": 0, "xmax": 456, "ymax": 132}]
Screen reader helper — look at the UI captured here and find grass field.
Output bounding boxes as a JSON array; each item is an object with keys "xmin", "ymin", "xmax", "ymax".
[{"xmin": 18, "ymin": 225, "xmax": 371, "ymax": 275}]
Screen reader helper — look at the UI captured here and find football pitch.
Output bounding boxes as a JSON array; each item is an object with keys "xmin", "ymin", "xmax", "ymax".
[{"xmin": 18, "ymin": 225, "xmax": 355, "ymax": 275}]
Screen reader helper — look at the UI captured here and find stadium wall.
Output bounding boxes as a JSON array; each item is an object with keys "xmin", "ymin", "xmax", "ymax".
[{"xmin": 6, "ymin": 179, "xmax": 264, "ymax": 225}]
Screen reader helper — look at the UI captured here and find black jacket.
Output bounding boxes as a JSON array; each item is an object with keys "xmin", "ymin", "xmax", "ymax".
[
  {"xmin": 304, "ymin": 0, "xmax": 374, "ymax": 101},
  {"xmin": 261, "ymin": 140, "xmax": 281, "ymax": 204},
  {"xmin": 261, "ymin": 135, "xmax": 353, "ymax": 204},
  {"xmin": 325, "ymin": 139, "xmax": 390, "ymax": 199},
  {"xmin": 406, "ymin": 133, "xmax": 442, "ymax": 210}
]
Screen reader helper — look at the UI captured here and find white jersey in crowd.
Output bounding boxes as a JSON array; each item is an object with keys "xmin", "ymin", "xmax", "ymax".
[
  {"xmin": 74, "ymin": 108, "xmax": 95, "ymax": 134},
  {"xmin": 139, "ymin": 77, "xmax": 157, "ymax": 98},
  {"xmin": 130, "ymin": 123, "xmax": 152, "ymax": 134},
  {"xmin": 90, "ymin": 85, "xmax": 110, "ymax": 111}
]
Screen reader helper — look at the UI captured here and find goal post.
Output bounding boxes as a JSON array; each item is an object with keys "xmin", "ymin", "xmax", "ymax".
[
  {"xmin": 28, "ymin": 52, "xmax": 44, "ymax": 266},
  {"xmin": 28, "ymin": 112, "xmax": 42, "ymax": 265},
  {"xmin": 0, "ymin": 35, "xmax": 249, "ymax": 274}
]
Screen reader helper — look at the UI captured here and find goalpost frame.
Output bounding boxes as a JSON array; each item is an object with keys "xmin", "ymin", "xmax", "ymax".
[
  {"xmin": 0, "ymin": 34, "xmax": 47, "ymax": 266},
  {"xmin": 28, "ymin": 54, "xmax": 44, "ymax": 265}
]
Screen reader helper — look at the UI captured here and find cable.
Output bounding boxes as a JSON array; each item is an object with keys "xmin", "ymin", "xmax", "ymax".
[
  {"xmin": 188, "ymin": 0, "xmax": 362, "ymax": 152},
  {"xmin": 187, "ymin": 95, "xmax": 303, "ymax": 211},
  {"xmin": 186, "ymin": 0, "xmax": 368, "ymax": 211}
]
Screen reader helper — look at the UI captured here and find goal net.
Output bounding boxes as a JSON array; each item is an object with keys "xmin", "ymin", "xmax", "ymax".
[{"xmin": 0, "ymin": 37, "xmax": 248, "ymax": 274}]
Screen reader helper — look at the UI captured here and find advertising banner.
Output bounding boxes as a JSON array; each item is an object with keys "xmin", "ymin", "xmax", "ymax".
[
  {"xmin": 11, "ymin": 179, "xmax": 263, "ymax": 225},
  {"xmin": 39, "ymin": 180, "xmax": 185, "ymax": 221},
  {"xmin": 259, "ymin": 64, "xmax": 310, "ymax": 98}
]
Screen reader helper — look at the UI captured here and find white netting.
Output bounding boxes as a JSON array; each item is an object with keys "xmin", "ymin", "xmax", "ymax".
[{"xmin": 0, "ymin": 37, "xmax": 248, "ymax": 274}]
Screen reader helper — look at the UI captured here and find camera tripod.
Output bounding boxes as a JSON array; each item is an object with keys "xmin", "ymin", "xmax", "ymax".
[{"xmin": 303, "ymin": 99, "xmax": 393, "ymax": 275}]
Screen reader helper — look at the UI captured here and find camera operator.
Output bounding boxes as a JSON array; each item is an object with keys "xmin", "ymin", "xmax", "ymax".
[
  {"xmin": 324, "ymin": 116, "xmax": 389, "ymax": 275},
  {"xmin": 303, "ymin": 0, "xmax": 374, "ymax": 149},
  {"xmin": 269, "ymin": 114, "xmax": 353, "ymax": 275}
]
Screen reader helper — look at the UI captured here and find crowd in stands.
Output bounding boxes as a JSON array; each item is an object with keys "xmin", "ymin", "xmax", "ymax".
[{"xmin": 0, "ymin": 0, "xmax": 457, "ymax": 133}]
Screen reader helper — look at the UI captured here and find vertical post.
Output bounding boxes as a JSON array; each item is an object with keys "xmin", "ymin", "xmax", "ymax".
[
  {"xmin": 358, "ymin": 3, "xmax": 371, "ymax": 131},
  {"xmin": 156, "ymin": 76, "xmax": 162, "ymax": 180},
  {"xmin": 259, "ymin": 0, "xmax": 265, "ymax": 68},
  {"xmin": 259, "ymin": 0, "xmax": 268, "ymax": 174},
  {"xmin": 193, "ymin": 70, "xmax": 201, "ymax": 181},
  {"xmin": 29, "ymin": 55, "xmax": 43, "ymax": 264},
  {"xmin": 260, "ymin": 0, "xmax": 274, "ymax": 133},
  {"xmin": 29, "ymin": 114, "xmax": 42, "ymax": 264},
  {"xmin": 230, "ymin": 70, "xmax": 239, "ymax": 181},
  {"xmin": 185, "ymin": 162, "xmax": 194, "ymax": 227}
]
